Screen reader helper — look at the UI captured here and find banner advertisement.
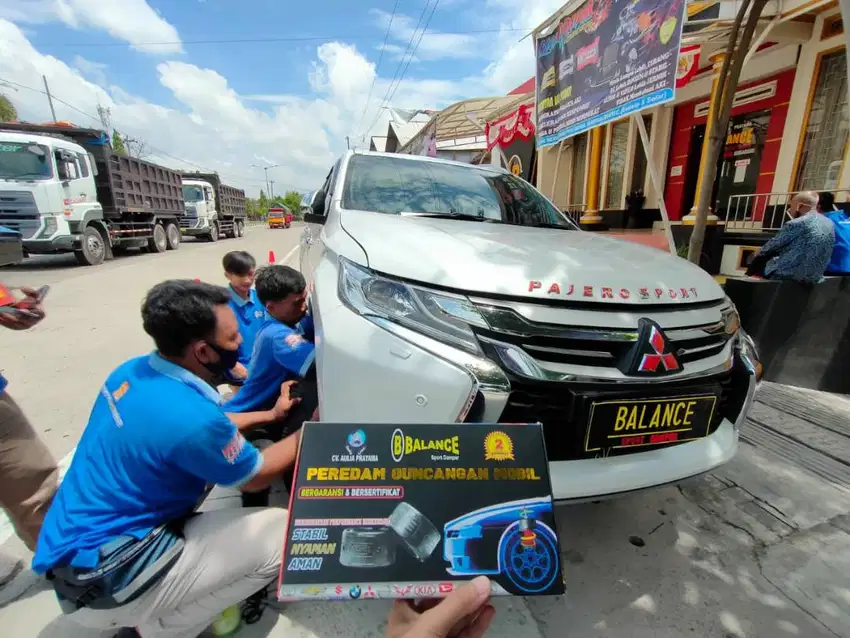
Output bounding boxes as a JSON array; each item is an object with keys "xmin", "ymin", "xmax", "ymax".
[
  {"xmin": 278, "ymin": 422, "xmax": 565, "ymax": 601},
  {"xmin": 535, "ymin": 0, "xmax": 686, "ymax": 147},
  {"xmin": 676, "ymin": 44, "xmax": 700, "ymax": 88}
]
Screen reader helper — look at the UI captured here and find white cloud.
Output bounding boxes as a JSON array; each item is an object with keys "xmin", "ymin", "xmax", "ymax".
[
  {"xmin": 372, "ymin": 9, "xmax": 480, "ymax": 61},
  {"xmin": 72, "ymin": 54, "xmax": 107, "ymax": 86},
  {"xmin": 0, "ymin": 20, "xmax": 472, "ymax": 195},
  {"xmin": 0, "ymin": 0, "xmax": 182, "ymax": 54}
]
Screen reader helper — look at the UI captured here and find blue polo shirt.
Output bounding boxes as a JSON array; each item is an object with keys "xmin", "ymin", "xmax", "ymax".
[
  {"xmin": 225, "ymin": 313, "xmax": 315, "ymax": 414},
  {"xmin": 825, "ymin": 210, "xmax": 850, "ymax": 274},
  {"xmin": 32, "ymin": 353, "xmax": 262, "ymax": 573},
  {"xmin": 229, "ymin": 287, "xmax": 265, "ymax": 366}
]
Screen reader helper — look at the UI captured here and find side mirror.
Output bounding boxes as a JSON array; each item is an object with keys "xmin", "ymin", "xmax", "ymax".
[{"xmin": 303, "ymin": 212, "xmax": 327, "ymax": 225}]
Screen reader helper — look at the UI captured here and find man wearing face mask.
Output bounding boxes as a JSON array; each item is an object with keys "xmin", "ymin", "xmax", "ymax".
[
  {"xmin": 748, "ymin": 191, "xmax": 834, "ymax": 283},
  {"xmin": 32, "ymin": 280, "xmax": 301, "ymax": 638}
]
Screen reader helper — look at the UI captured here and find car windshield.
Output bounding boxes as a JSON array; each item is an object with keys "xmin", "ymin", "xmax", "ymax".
[
  {"xmin": 342, "ymin": 154, "xmax": 576, "ymax": 229},
  {"xmin": 182, "ymin": 185, "xmax": 204, "ymax": 202},
  {"xmin": 0, "ymin": 142, "xmax": 53, "ymax": 180}
]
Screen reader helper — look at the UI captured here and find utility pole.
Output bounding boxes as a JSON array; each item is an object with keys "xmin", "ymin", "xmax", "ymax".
[
  {"xmin": 269, "ymin": 180, "xmax": 275, "ymax": 199},
  {"xmin": 251, "ymin": 163, "xmax": 279, "ymax": 197},
  {"xmin": 346, "ymin": 136, "xmax": 351, "ymax": 150},
  {"xmin": 42, "ymin": 75, "xmax": 57, "ymax": 122},
  {"xmin": 96, "ymin": 104, "xmax": 112, "ymax": 134}
]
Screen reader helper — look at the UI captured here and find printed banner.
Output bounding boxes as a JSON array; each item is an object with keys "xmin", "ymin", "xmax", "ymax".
[
  {"xmin": 485, "ymin": 103, "xmax": 536, "ymax": 151},
  {"xmin": 278, "ymin": 422, "xmax": 565, "ymax": 601},
  {"xmin": 676, "ymin": 44, "xmax": 700, "ymax": 88},
  {"xmin": 534, "ymin": 0, "xmax": 686, "ymax": 146}
]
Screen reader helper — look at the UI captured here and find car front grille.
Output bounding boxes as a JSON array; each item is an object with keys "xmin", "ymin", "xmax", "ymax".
[
  {"xmin": 497, "ymin": 368, "xmax": 749, "ymax": 461},
  {"xmin": 0, "ymin": 191, "xmax": 40, "ymax": 239}
]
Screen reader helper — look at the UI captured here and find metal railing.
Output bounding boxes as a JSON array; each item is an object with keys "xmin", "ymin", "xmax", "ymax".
[
  {"xmin": 724, "ymin": 189, "xmax": 850, "ymax": 232},
  {"xmin": 562, "ymin": 205, "xmax": 586, "ymax": 224}
]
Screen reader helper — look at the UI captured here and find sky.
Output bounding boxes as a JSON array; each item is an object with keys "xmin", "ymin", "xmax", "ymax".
[{"xmin": 0, "ymin": 0, "xmax": 566, "ymax": 196}]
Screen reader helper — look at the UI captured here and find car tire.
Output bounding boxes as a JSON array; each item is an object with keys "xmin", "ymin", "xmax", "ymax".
[
  {"xmin": 74, "ymin": 226, "xmax": 106, "ymax": 266},
  {"xmin": 165, "ymin": 223, "xmax": 181, "ymax": 250},
  {"xmin": 147, "ymin": 224, "xmax": 167, "ymax": 253},
  {"xmin": 208, "ymin": 223, "xmax": 219, "ymax": 242}
]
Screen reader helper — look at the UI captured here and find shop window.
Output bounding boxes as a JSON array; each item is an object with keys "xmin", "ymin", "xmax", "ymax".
[
  {"xmin": 570, "ymin": 133, "xmax": 588, "ymax": 206},
  {"xmin": 605, "ymin": 121, "xmax": 630, "ymax": 208},
  {"xmin": 794, "ymin": 49, "xmax": 849, "ymax": 192},
  {"xmin": 630, "ymin": 115, "xmax": 652, "ymax": 195}
]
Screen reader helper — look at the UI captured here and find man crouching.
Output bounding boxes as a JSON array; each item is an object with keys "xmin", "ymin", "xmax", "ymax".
[{"xmin": 32, "ymin": 280, "xmax": 301, "ymax": 638}]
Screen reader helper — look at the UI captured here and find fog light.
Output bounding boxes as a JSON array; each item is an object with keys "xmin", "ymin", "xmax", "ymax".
[{"xmin": 38, "ymin": 215, "xmax": 57, "ymax": 238}]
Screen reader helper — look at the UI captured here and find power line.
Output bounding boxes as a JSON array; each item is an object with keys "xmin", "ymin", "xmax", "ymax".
[
  {"xmin": 384, "ymin": 0, "xmax": 441, "ymax": 108},
  {"xmin": 362, "ymin": 0, "xmax": 432, "ymax": 138},
  {"xmin": 46, "ymin": 28, "xmax": 526, "ymax": 49},
  {"xmin": 354, "ymin": 0, "xmax": 400, "ymax": 142}
]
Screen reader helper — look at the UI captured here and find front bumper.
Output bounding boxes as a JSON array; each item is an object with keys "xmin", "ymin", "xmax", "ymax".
[
  {"xmin": 23, "ymin": 234, "xmax": 78, "ymax": 253},
  {"xmin": 314, "ymin": 264, "xmax": 758, "ymax": 501}
]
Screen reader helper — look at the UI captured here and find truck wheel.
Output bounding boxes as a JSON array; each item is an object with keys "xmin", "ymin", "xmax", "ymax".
[
  {"xmin": 147, "ymin": 224, "xmax": 167, "ymax": 253},
  {"xmin": 236, "ymin": 221, "xmax": 245, "ymax": 237},
  {"xmin": 208, "ymin": 223, "xmax": 219, "ymax": 242},
  {"xmin": 165, "ymin": 223, "xmax": 181, "ymax": 250},
  {"xmin": 75, "ymin": 226, "xmax": 106, "ymax": 266}
]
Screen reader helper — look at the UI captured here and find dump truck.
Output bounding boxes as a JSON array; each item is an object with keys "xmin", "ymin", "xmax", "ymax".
[
  {"xmin": 267, "ymin": 206, "xmax": 290, "ymax": 229},
  {"xmin": 0, "ymin": 122, "xmax": 184, "ymax": 266},
  {"xmin": 179, "ymin": 172, "xmax": 247, "ymax": 241}
]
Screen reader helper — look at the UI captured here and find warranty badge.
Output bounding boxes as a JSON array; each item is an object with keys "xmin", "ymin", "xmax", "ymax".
[{"xmin": 484, "ymin": 431, "xmax": 515, "ymax": 461}]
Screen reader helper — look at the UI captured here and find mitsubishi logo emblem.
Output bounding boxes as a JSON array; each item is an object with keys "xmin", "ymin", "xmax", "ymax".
[{"xmin": 618, "ymin": 319, "xmax": 682, "ymax": 376}]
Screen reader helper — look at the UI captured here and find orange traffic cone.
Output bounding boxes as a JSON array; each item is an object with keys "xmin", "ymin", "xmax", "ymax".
[{"xmin": 268, "ymin": 250, "xmax": 276, "ymax": 264}]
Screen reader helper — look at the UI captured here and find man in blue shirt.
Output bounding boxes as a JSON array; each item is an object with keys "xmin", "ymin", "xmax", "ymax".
[
  {"xmin": 33, "ymin": 280, "xmax": 302, "ymax": 637},
  {"xmin": 225, "ymin": 265, "xmax": 317, "ymax": 508},
  {"xmin": 222, "ymin": 251, "xmax": 264, "ymax": 377},
  {"xmin": 819, "ymin": 192, "xmax": 850, "ymax": 275},
  {"xmin": 753, "ymin": 191, "xmax": 834, "ymax": 284}
]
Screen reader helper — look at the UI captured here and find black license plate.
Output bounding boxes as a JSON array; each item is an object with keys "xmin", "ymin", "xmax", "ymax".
[{"xmin": 583, "ymin": 394, "xmax": 718, "ymax": 453}]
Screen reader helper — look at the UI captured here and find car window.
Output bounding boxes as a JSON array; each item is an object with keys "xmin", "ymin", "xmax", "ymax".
[
  {"xmin": 341, "ymin": 154, "xmax": 575, "ymax": 228},
  {"xmin": 76, "ymin": 153, "xmax": 90, "ymax": 178}
]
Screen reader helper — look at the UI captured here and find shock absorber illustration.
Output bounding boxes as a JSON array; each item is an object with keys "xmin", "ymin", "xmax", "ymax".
[{"xmin": 518, "ymin": 508, "xmax": 538, "ymax": 549}]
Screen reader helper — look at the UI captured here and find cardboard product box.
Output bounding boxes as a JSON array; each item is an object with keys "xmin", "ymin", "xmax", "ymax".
[{"xmin": 278, "ymin": 422, "xmax": 565, "ymax": 601}]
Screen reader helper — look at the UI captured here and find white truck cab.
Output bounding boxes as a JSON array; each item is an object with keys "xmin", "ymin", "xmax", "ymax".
[
  {"xmin": 299, "ymin": 150, "xmax": 760, "ymax": 502},
  {"xmin": 0, "ymin": 131, "xmax": 101, "ymax": 253},
  {"xmin": 181, "ymin": 178, "xmax": 218, "ymax": 239}
]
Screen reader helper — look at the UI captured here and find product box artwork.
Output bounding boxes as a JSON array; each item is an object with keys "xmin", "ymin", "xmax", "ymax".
[{"xmin": 278, "ymin": 422, "xmax": 566, "ymax": 601}]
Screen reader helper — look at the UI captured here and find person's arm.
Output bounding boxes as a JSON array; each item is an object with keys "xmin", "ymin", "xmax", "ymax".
[
  {"xmin": 273, "ymin": 329, "xmax": 316, "ymax": 379},
  {"xmin": 241, "ymin": 429, "xmax": 302, "ymax": 493},
  {"xmin": 226, "ymin": 380, "xmax": 300, "ymax": 431},
  {"xmin": 0, "ymin": 286, "xmax": 45, "ymax": 331},
  {"xmin": 758, "ymin": 222, "xmax": 798, "ymax": 257}
]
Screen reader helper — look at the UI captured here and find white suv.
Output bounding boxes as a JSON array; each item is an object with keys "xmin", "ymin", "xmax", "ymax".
[{"xmin": 299, "ymin": 150, "xmax": 759, "ymax": 502}]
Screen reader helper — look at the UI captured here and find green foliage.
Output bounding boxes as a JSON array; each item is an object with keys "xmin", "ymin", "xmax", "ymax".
[
  {"xmin": 111, "ymin": 130, "xmax": 127, "ymax": 154},
  {"xmin": 0, "ymin": 94, "xmax": 17, "ymax": 122},
  {"xmin": 282, "ymin": 191, "xmax": 303, "ymax": 217}
]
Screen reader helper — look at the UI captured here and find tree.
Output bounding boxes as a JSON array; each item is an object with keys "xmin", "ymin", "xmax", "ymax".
[
  {"xmin": 282, "ymin": 191, "xmax": 304, "ymax": 218},
  {"xmin": 688, "ymin": 0, "xmax": 770, "ymax": 263},
  {"xmin": 111, "ymin": 130, "xmax": 127, "ymax": 154},
  {"xmin": 0, "ymin": 94, "xmax": 17, "ymax": 122},
  {"xmin": 257, "ymin": 190, "xmax": 269, "ymax": 217}
]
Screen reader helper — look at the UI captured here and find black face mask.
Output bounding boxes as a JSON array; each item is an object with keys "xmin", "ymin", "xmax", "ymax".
[{"xmin": 200, "ymin": 342, "xmax": 241, "ymax": 378}]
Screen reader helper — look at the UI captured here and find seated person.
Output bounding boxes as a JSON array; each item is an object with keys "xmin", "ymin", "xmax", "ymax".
[
  {"xmin": 32, "ymin": 280, "xmax": 302, "ymax": 638},
  {"xmin": 819, "ymin": 191, "xmax": 850, "ymax": 275},
  {"xmin": 223, "ymin": 250, "xmax": 264, "ymax": 377},
  {"xmin": 748, "ymin": 191, "xmax": 834, "ymax": 283},
  {"xmin": 225, "ymin": 265, "xmax": 317, "ymax": 505}
]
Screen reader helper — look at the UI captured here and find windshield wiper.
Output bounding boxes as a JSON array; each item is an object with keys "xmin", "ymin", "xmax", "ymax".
[
  {"xmin": 524, "ymin": 221, "xmax": 576, "ymax": 230},
  {"xmin": 399, "ymin": 211, "xmax": 503, "ymax": 223}
]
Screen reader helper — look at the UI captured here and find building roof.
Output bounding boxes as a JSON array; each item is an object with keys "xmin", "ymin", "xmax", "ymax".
[
  {"xmin": 369, "ymin": 136, "xmax": 388, "ymax": 152},
  {"xmin": 509, "ymin": 78, "xmax": 535, "ymax": 95}
]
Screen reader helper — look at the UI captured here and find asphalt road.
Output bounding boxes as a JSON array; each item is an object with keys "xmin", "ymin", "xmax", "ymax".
[
  {"xmin": 0, "ymin": 226, "xmax": 848, "ymax": 638},
  {"xmin": 0, "ymin": 224, "xmax": 302, "ymax": 466}
]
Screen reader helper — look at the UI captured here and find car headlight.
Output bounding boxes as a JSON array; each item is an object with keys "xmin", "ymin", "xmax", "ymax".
[
  {"xmin": 721, "ymin": 297, "xmax": 741, "ymax": 335},
  {"xmin": 338, "ymin": 257, "xmax": 488, "ymax": 355}
]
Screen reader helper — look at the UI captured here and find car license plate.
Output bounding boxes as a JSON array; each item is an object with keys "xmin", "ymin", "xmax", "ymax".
[{"xmin": 584, "ymin": 394, "xmax": 717, "ymax": 453}]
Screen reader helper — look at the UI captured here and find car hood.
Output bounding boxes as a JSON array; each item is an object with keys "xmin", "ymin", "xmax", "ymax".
[{"xmin": 339, "ymin": 211, "xmax": 725, "ymax": 305}]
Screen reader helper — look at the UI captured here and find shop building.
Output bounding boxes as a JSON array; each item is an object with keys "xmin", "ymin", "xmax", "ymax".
[{"xmin": 523, "ymin": 1, "xmax": 849, "ymax": 275}]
